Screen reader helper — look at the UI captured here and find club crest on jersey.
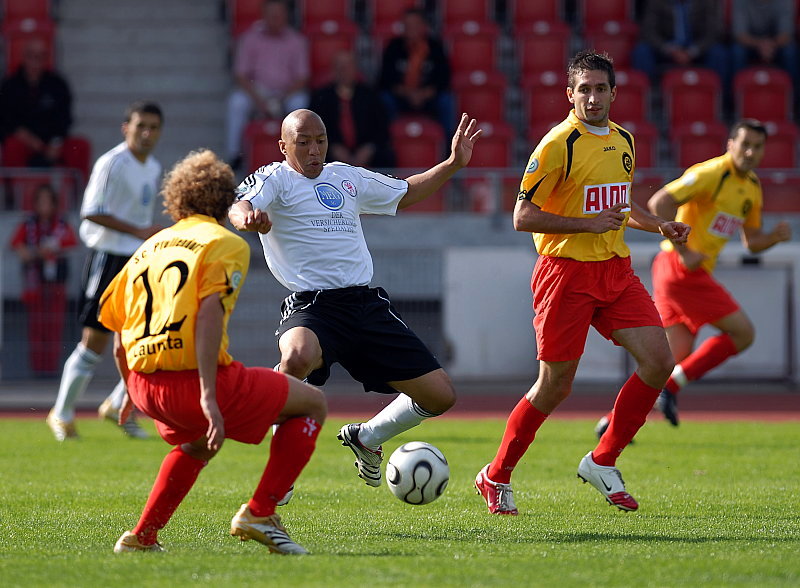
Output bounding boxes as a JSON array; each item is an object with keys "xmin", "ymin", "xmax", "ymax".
[
  {"xmin": 341, "ymin": 179, "xmax": 357, "ymax": 197},
  {"xmin": 622, "ymin": 152, "xmax": 632, "ymax": 173},
  {"xmin": 583, "ymin": 182, "xmax": 630, "ymax": 214},
  {"xmin": 314, "ymin": 183, "xmax": 345, "ymax": 210}
]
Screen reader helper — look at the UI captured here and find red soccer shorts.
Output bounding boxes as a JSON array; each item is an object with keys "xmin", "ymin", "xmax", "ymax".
[
  {"xmin": 127, "ymin": 361, "xmax": 289, "ymax": 445},
  {"xmin": 532, "ymin": 255, "xmax": 663, "ymax": 362},
  {"xmin": 651, "ymin": 249, "xmax": 740, "ymax": 335}
]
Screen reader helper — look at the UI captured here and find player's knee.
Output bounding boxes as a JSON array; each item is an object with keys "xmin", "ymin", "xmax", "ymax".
[
  {"xmin": 181, "ymin": 442, "xmax": 219, "ymax": 462},
  {"xmin": 280, "ymin": 348, "xmax": 317, "ymax": 379},
  {"xmin": 418, "ymin": 378, "xmax": 456, "ymax": 415},
  {"xmin": 734, "ymin": 327, "xmax": 755, "ymax": 352},
  {"xmin": 646, "ymin": 354, "xmax": 674, "ymax": 386}
]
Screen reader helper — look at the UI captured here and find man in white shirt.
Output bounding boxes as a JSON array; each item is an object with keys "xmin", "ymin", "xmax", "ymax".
[
  {"xmin": 229, "ymin": 109, "xmax": 481, "ymax": 488},
  {"xmin": 47, "ymin": 101, "xmax": 164, "ymax": 442}
]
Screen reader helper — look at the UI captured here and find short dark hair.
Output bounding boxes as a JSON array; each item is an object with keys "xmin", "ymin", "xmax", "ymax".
[
  {"xmin": 125, "ymin": 101, "xmax": 164, "ymax": 124},
  {"xmin": 567, "ymin": 50, "xmax": 615, "ymax": 90},
  {"xmin": 730, "ymin": 119, "xmax": 767, "ymax": 140}
]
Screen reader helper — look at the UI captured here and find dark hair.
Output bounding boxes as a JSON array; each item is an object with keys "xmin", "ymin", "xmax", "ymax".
[
  {"xmin": 730, "ymin": 119, "xmax": 767, "ymax": 140},
  {"xmin": 567, "ymin": 50, "xmax": 615, "ymax": 90},
  {"xmin": 124, "ymin": 101, "xmax": 164, "ymax": 124}
]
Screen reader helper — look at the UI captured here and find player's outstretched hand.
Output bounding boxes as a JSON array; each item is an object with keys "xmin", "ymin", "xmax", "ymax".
[
  {"xmin": 771, "ymin": 221, "xmax": 792, "ymax": 244},
  {"xmin": 659, "ymin": 220, "xmax": 691, "ymax": 244},
  {"xmin": 235, "ymin": 207, "xmax": 272, "ymax": 234},
  {"xmin": 450, "ymin": 113, "xmax": 483, "ymax": 168},
  {"xmin": 589, "ymin": 202, "xmax": 628, "ymax": 233}
]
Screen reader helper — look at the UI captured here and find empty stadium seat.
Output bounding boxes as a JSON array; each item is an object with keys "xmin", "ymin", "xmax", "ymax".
[
  {"xmin": 661, "ymin": 68, "xmax": 723, "ymax": 127},
  {"xmin": 631, "ymin": 171, "xmax": 666, "ymax": 208},
  {"xmin": 445, "ymin": 20, "xmax": 500, "ymax": 73},
  {"xmin": 3, "ymin": 0, "xmax": 51, "ymax": 22},
  {"xmin": 468, "ymin": 120, "xmax": 514, "ymax": 168},
  {"xmin": 617, "ymin": 119, "xmax": 659, "ymax": 169},
  {"xmin": 390, "ymin": 116, "xmax": 445, "ymax": 211},
  {"xmin": 441, "ymin": 0, "xmax": 491, "ymax": 27},
  {"xmin": 734, "ymin": 67, "xmax": 794, "ymax": 122},
  {"xmin": 464, "ymin": 121, "xmax": 516, "ymax": 212},
  {"xmin": 522, "ymin": 71, "xmax": 571, "ymax": 127},
  {"xmin": 582, "ymin": 20, "xmax": 638, "ymax": 69},
  {"xmin": 453, "ymin": 70, "xmax": 507, "ymax": 123},
  {"xmin": 244, "ymin": 119, "xmax": 283, "ymax": 173},
  {"xmin": 516, "ymin": 20, "xmax": 572, "ymax": 77},
  {"xmin": 509, "ymin": 0, "xmax": 562, "ymax": 28},
  {"xmin": 300, "ymin": 0, "xmax": 350, "ymax": 28},
  {"xmin": 760, "ymin": 121, "xmax": 799, "ymax": 169},
  {"xmin": 61, "ymin": 136, "xmax": 92, "ymax": 183},
  {"xmin": 578, "ymin": 0, "xmax": 632, "ymax": 29},
  {"xmin": 670, "ymin": 121, "xmax": 729, "ymax": 168},
  {"xmin": 611, "ymin": 70, "xmax": 651, "ymax": 124},
  {"xmin": 306, "ymin": 20, "xmax": 358, "ymax": 82},
  {"xmin": 759, "ymin": 172, "xmax": 800, "ymax": 212}
]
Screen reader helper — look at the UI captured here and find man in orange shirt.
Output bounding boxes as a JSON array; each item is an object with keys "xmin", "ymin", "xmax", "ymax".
[
  {"xmin": 100, "ymin": 149, "xmax": 326, "ymax": 555},
  {"xmin": 475, "ymin": 51, "xmax": 690, "ymax": 516}
]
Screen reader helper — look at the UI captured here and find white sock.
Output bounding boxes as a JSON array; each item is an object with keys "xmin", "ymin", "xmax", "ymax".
[
  {"xmin": 671, "ymin": 365, "xmax": 688, "ymax": 390},
  {"xmin": 358, "ymin": 394, "xmax": 439, "ymax": 449},
  {"xmin": 52, "ymin": 344, "xmax": 102, "ymax": 421},
  {"xmin": 107, "ymin": 378, "xmax": 127, "ymax": 410}
]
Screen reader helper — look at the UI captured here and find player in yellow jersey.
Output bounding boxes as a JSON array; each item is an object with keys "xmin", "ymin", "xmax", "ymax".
[
  {"xmin": 648, "ymin": 120, "xmax": 791, "ymax": 426},
  {"xmin": 475, "ymin": 51, "xmax": 690, "ymax": 515},
  {"xmin": 99, "ymin": 149, "xmax": 326, "ymax": 555}
]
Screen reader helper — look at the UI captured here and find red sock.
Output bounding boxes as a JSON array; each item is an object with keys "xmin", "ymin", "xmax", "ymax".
[
  {"xmin": 593, "ymin": 372, "xmax": 660, "ymax": 466},
  {"xmin": 680, "ymin": 333, "xmax": 738, "ymax": 385},
  {"xmin": 133, "ymin": 446, "xmax": 207, "ymax": 545},
  {"xmin": 249, "ymin": 417, "xmax": 321, "ymax": 517},
  {"xmin": 487, "ymin": 397, "xmax": 548, "ymax": 484},
  {"xmin": 664, "ymin": 376, "xmax": 680, "ymax": 394}
]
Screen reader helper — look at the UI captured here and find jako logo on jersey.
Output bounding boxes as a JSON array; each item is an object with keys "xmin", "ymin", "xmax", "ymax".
[
  {"xmin": 583, "ymin": 182, "xmax": 630, "ymax": 214},
  {"xmin": 314, "ymin": 183, "xmax": 345, "ymax": 210},
  {"xmin": 708, "ymin": 211, "xmax": 743, "ymax": 239},
  {"xmin": 341, "ymin": 179, "xmax": 357, "ymax": 197}
]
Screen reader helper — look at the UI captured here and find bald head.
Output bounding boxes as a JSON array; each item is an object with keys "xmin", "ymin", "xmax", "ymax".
[{"xmin": 279, "ymin": 109, "xmax": 328, "ymax": 178}]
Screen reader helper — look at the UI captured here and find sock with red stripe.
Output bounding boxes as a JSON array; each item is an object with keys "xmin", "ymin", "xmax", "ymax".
[
  {"xmin": 249, "ymin": 417, "xmax": 321, "ymax": 517},
  {"xmin": 487, "ymin": 397, "xmax": 548, "ymax": 484},
  {"xmin": 133, "ymin": 446, "xmax": 207, "ymax": 545},
  {"xmin": 665, "ymin": 333, "xmax": 738, "ymax": 395},
  {"xmin": 593, "ymin": 372, "xmax": 661, "ymax": 466}
]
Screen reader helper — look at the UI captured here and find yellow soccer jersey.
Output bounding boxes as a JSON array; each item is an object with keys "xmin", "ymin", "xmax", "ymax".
[
  {"xmin": 660, "ymin": 153, "xmax": 762, "ymax": 273},
  {"xmin": 519, "ymin": 110, "xmax": 635, "ymax": 261},
  {"xmin": 99, "ymin": 214, "xmax": 250, "ymax": 373}
]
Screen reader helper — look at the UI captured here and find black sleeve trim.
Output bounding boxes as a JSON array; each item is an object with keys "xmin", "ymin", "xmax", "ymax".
[
  {"xmin": 518, "ymin": 174, "xmax": 548, "ymax": 201},
  {"xmin": 564, "ymin": 129, "xmax": 582, "ymax": 180}
]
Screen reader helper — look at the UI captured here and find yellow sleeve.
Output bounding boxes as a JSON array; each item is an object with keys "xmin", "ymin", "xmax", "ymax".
[
  {"xmin": 663, "ymin": 164, "xmax": 717, "ymax": 205},
  {"xmin": 98, "ymin": 269, "xmax": 127, "ymax": 333},
  {"xmin": 519, "ymin": 137, "xmax": 564, "ymax": 208},
  {"xmin": 197, "ymin": 235, "xmax": 250, "ymax": 314}
]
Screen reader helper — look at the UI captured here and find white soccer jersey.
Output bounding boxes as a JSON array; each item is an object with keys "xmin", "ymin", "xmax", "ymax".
[
  {"xmin": 236, "ymin": 161, "xmax": 408, "ymax": 291},
  {"xmin": 79, "ymin": 142, "xmax": 162, "ymax": 256}
]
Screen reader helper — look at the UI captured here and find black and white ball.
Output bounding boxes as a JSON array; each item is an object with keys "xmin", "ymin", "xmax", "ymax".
[{"xmin": 386, "ymin": 442, "xmax": 449, "ymax": 505}]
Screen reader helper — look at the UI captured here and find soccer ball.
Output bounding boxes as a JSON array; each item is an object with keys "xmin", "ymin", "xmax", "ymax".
[{"xmin": 386, "ymin": 442, "xmax": 449, "ymax": 505}]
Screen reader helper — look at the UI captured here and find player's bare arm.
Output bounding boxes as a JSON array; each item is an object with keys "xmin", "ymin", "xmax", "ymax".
[
  {"xmin": 196, "ymin": 293, "xmax": 226, "ymax": 452},
  {"xmin": 398, "ymin": 113, "xmax": 483, "ymax": 209},
  {"xmin": 228, "ymin": 200, "xmax": 273, "ymax": 233},
  {"xmin": 647, "ymin": 187, "xmax": 680, "ymax": 220},
  {"xmin": 741, "ymin": 221, "xmax": 792, "ymax": 253},
  {"xmin": 111, "ymin": 332, "xmax": 135, "ymax": 426},
  {"xmin": 513, "ymin": 199, "xmax": 627, "ymax": 234},
  {"xmin": 83, "ymin": 213, "xmax": 162, "ymax": 240}
]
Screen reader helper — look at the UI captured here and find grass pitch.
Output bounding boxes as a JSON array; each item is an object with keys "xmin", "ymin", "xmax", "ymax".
[{"xmin": 1, "ymin": 415, "xmax": 798, "ymax": 587}]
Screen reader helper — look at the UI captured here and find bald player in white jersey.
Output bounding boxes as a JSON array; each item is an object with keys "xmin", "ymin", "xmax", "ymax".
[
  {"xmin": 230, "ymin": 109, "xmax": 481, "ymax": 490},
  {"xmin": 47, "ymin": 101, "xmax": 164, "ymax": 442}
]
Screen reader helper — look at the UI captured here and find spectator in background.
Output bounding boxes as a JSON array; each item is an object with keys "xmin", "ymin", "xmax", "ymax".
[
  {"xmin": 378, "ymin": 8, "xmax": 454, "ymax": 136},
  {"xmin": 731, "ymin": 0, "xmax": 798, "ymax": 85},
  {"xmin": 309, "ymin": 51, "xmax": 395, "ymax": 168},
  {"xmin": 225, "ymin": 0, "xmax": 309, "ymax": 170},
  {"xmin": 0, "ymin": 37, "xmax": 72, "ymax": 168},
  {"xmin": 632, "ymin": 0, "xmax": 729, "ymax": 86},
  {"xmin": 10, "ymin": 184, "xmax": 78, "ymax": 376}
]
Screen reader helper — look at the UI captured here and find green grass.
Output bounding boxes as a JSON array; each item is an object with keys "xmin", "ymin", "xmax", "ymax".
[{"xmin": 1, "ymin": 415, "xmax": 798, "ymax": 587}]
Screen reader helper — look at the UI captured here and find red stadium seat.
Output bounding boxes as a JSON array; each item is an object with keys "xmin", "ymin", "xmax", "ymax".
[
  {"xmin": 670, "ymin": 121, "xmax": 728, "ymax": 168},
  {"xmin": 522, "ymin": 70, "xmax": 570, "ymax": 127},
  {"xmin": 390, "ymin": 117, "xmax": 445, "ymax": 211},
  {"xmin": 453, "ymin": 70, "xmax": 507, "ymax": 123},
  {"xmin": 582, "ymin": 20, "xmax": 639, "ymax": 69},
  {"xmin": 441, "ymin": 0, "xmax": 491, "ymax": 26},
  {"xmin": 3, "ymin": 0, "xmax": 51, "ymax": 21},
  {"xmin": 509, "ymin": 0, "xmax": 562, "ymax": 28},
  {"xmin": 612, "ymin": 70, "xmax": 651, "ymax": 124},
  {"xmin": 734, "ymin": 67, "xmax": 794, "ymax": 122},
  {"xmin": 759, "ymin": 172, "xmax": 800, "ymax": 212},
  {"xmin": 468, "ymin": 120, "xmax": 513, "ymax": 167},
  {"xmin": 300, "ymin": 0, "xmax": 350, "ymax": 28},
  {"xmin": 229, "ymin": 0, "xmax": 262, "ymax": 37},
  {"xmin": 61, "ymin": 136, "xmax": 92, "ymax": 183},
  {"xmin": 661, "ymin": 68, "xmax": 723, "ymax": 127},
  {"xmin": 616, "ymin": 119, "xmax": 659, "ymax": 169},
  {"xmin": 578, "ymin": 0, "xmax": 632, "ymax": 29},
  {"xmin": 306, "ymin": 20, "xmax": 358, "ymax": 83},
  {"xmin": 463, "ymin": 121, "xmax": 516, "ymax": 212},
  {"xmin": 445, "ymin": 20, "xmax": 500, "ymax": 74},
  {"xmin": 516, "ymin": 20, "xmax": 572, "ymax": 77},
  {"xmin": 244, "ymin": 119, "xmax": 283, "ymax": 173},
  {"xmin": 9, "ymin": 172, "xmax": 77, "ymax": 213},
  {"xmin": 631, "ymin": 171, "xmax": 666, "ymax": 208},
  {"xmin": 2, "ymin": 19, "xmax": 54, "ymax": 72},
  {"xmin": 760, "ymin": 121, "xmax": 798, "ymax": 169},
  {"xmin": 370, "ymin": 0, "xmax": 418, "ymax": 28}
]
